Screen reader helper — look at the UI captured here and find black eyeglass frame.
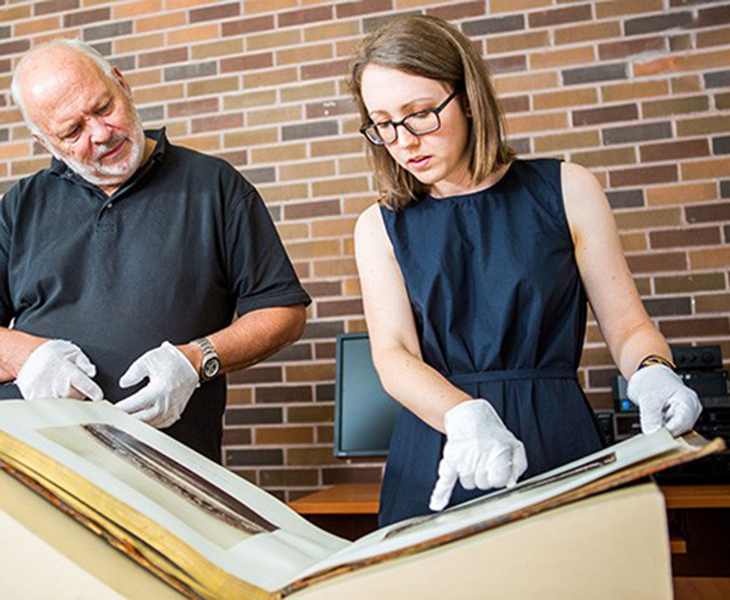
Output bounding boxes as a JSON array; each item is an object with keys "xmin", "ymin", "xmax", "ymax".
[{"xmin": 359, "ymin": 90, "xmax": 460, "ymax": 146}]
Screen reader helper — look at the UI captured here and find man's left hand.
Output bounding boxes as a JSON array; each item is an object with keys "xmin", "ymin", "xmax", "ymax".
[
  {"xmin": 116, "ymin": 342, "xmax": 199, "ymax": 428},
  {"xmin": 627, "ymin": 364, "xmax": 702, "ymax": 437}
]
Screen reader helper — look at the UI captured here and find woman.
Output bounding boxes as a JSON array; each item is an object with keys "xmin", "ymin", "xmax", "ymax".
[{"xmin": 349, "ymin": 15, "xmax": 701, "ymax": 527}]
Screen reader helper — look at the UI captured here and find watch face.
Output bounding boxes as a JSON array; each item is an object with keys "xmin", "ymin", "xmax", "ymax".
[{"xmin": 203, "ymin": 357, "xmax": 221, "ymax": 380}]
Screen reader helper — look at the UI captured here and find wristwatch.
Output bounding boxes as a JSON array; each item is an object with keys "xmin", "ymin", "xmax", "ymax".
[
  {"xmin": 193, "ymin": 337, "xmax": 221, "ymax": 382},
  {"xmin": 637, "ymin": 354, "xmax": 676, "ymax": 372}
]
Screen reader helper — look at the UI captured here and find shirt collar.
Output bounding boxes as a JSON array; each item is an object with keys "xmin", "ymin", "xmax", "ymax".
[{"xmin": 49, "ymin": 128, "xmax": 168, "ymax": 187}]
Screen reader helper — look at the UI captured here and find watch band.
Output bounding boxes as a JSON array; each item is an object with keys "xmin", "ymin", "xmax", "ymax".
[
  {"xmin": 193, "ymin": 337, "xmax": 221, "ymax": 381},
  {"xmin": 637, "ymin": 354, "xmax": 676, "ymax": 372}
]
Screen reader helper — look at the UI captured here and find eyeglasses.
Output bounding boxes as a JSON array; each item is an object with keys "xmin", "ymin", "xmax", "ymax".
[{"xmin": 360, "ymin": 90, "xmax": 459, "ymax": 146}]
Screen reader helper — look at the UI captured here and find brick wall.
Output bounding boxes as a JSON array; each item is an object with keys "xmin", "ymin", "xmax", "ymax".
[{"xmin": 0, "ymin": 0, "xmax": 728, "ymax": 502}]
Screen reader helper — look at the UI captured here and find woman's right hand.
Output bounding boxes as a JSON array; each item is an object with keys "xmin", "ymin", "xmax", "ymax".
[{"xmin": 429, "ymin": 399, "xmax": 528, "ymax": 511}]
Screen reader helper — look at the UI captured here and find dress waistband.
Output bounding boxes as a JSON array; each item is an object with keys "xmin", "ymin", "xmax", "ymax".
[{"xmin": 446, "ymin": 368, "xmax": 578, "ymax": 385}]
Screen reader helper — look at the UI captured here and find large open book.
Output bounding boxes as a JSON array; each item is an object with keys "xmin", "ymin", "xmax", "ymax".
[{"xmin": 0, "ymin": 400, "xmax": 724, "ymax": 599}]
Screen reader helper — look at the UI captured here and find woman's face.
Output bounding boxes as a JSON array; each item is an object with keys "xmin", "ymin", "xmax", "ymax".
[{"xmin": 360, "ymin": 64, "xmax": 473, "ymax": 198}]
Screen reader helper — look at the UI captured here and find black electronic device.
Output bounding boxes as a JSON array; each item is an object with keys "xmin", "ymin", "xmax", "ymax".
[
  {"xmin": 333, "ymin": 333, "xmax": 400, "ymax": 458},
  {"xmin": 594, "ymin": 410, "xmax": 616, "ymax": 445},
  {"xmin": 613, "ymin": 345, "xmax": 729, "ymax": 412},
  {"xmin": 672, "ymin": 345, "xmax": 723, "ymax": 370}
]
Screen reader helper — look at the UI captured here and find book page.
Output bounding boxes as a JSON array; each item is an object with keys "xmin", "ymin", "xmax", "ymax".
[
  {"xmin": 295, "ymin": 429, "xmax": 682, "ymax": 580},
  {"xmin": 0, "ymin": 400, "xmax": 349, "ymax": 593}
]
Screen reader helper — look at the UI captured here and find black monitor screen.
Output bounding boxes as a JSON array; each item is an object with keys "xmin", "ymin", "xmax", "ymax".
[{"xmin": 334, "ymin": 333, "xmax": 401, "ymax": 458}]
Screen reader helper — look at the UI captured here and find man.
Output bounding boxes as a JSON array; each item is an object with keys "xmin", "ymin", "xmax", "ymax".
[{"xmin": 0, "ymin": 39, "xmax": 310, "ymax": 462}]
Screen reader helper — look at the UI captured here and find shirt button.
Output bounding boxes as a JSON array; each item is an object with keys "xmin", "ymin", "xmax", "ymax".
[{"xmin": 106, "ymin": 203, "xmax": 113, "ymax": 210}]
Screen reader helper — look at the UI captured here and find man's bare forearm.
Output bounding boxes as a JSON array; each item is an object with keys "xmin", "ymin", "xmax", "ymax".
[
  {"xmin": 176, "ymin": 304, "xmax": 307, "ymax": 376},
  {"xmin": 0, "ymin": 328, "xmax": 49, "ymax": 379}
]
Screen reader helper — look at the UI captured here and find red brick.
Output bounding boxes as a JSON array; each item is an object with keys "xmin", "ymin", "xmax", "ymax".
[
  {"xmin": 256, "ymin": 426, "xmax": 314, "ymax": 445},
  {"xmin": 599, "ymin": 36, "xmax": 665, "ymax": 61},
  {"xmin": 278, "ymin": 6, "xmax": 332, "ymax": 27},
  {"xmin": 572, "ymin": 104, "xmax": 638, "ymax": 127},
  {"xmin": 659, "ymin": 317, "xmax": 730, "ymax": 339},
  {"xmin": 192, "ymin": 113, "xmax": 243, "ymax": 134},
  {"xmin": 35, "ymin": 0, "xmax": 79, "ymax": 16},
  {"xmin": 686, "ymin": 202, "xmax": 730, "ymax": 224},
  {"xmin": 609, "ymin": 165, "xmax": 678, "ymax": 188},
  {"xmin": 260, "ymin": 469, "xmax": 319, "ymax": 487},
  {"xmin": 318, "ymin": 298, "xmax": 364, "ymax": 318},
  {"xmin": 427, "ymin": 1, "xmax": 486, "ymax": 20},
  {"xmin": 189, "ymin": 2, "xmax": 240, "ymax": 24},
  {"xmin": 220, "ymin": 53, "xmax": 273, "ymax": 73},
  {"xmin": 323, "ymin": 467, "xmax": 383, "ymax": 485},
  {"xmin": 336, "ymin": 0, "xmax": 392, "ymax": 18},
  {"xmin": 222, "ymin": 15, "xmax": 274, "ymax": 37},
  {"xmin": 301, "ymin": 59, "xmax": 350, "ymax": 81},
  {"xmin": 63, "ymin": 7, "xmax": 110, "ymax": 27},
  {"xmin": 168, "ymin": 98, "xmax": 218, "ymax": 118},
  {"xmin": 529, "ymin": 4, "xmax": 592, "ymax": 28},
  {"xmin": 285, "ymin": 200, "xmax": 341, "ymax": 221},
  {"xmin": 288, "ymin": 405, "xmax": 334, "ymax": 423},
  {"xmin": 654, "ymin": 273, "xmax": 726, "ymax": 294},
  {"xmin": 650, "ymin": 227, "xmax": 722, "ymax": 249},
  {"xmin": 695, "ymin": 293, "xmax": 730, "ymax": 314},
  {"xmin": 690, "ymin": 247, "xmax": 730, "ymax": 270},
  {"xmin": 138, "ymin": 48, "xmax": 188, "ymax": 68},
  {"xmin": 304, "ymin": 281, "xmax": 342, "ymax": 298},
  {"xmin": 305, "ymin": 99, "xmax": 357, "ymax": 120},
  {"xmin": 625, "ymin": 252, "xmax": 687, "ymax": 273},
  {"xmin": 228, "ymin": 366, "xmax": 283, "ymax": 385},
  {"xmin": 222, "ymin": 428, "xmax": 252, "ymax": 446},
  {"xmin": 215, "ymin": 150, "xmax": 247, "ymax": 167},
  {"xmin": 0, "ymin": 40, "xmax": 30, "ymax": 57},
  {"xmin": 640, "ymin": 139, "xmax": 710, "ymax": 163}
]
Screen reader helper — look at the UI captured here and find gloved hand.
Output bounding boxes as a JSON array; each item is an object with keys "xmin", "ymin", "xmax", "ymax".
[
  {"xmin": 116, "ymin": 342, "xmax": 199, "ymax": 429},
  {"xmin": 16, "ymin": 339, "xmax": 104, "ymax": 401},
  {"xmin": 627, "ymin": 364, "xmax": 702, "ymax": 437},
  {"xmin": 429, "ymin": 399, "xmax": 528, "ymax": 512}
]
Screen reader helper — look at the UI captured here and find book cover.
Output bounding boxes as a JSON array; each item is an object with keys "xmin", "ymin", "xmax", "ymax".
[{"xmin": 0, "ymin": 400, "xmax": 723, "ymax": 599}]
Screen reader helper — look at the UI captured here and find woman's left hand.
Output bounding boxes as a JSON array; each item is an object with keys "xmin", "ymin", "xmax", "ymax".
[{"xmin": 627, "ymin": 364, "xmax": 702, "ymax": 437}]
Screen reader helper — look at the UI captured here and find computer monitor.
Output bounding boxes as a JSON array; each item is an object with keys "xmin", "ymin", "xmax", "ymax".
[{"xmin": 334, "ymin": 333, "xmax": 401, "ymax": 458}]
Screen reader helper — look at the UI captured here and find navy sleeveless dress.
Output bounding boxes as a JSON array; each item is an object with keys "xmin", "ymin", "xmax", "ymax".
[{"xmin": 378, "ymin": 158, "xmax": 605, "ymax": 527}]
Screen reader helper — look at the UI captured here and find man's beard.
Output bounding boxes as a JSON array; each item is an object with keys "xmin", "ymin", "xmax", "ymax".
[{"xmin": 49, "ymin": 106, "xmax": 146, "ymax": 189}]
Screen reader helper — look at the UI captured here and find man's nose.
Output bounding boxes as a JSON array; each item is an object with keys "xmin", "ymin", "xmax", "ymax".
[{"xmin": 87, "ymin": 117, "xmax": 113, "ymax": 144}]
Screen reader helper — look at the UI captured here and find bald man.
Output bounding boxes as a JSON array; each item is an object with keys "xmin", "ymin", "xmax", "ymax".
[{"xmin": 0, "ymin": 40, "xmax": 310, "ymax": 461}]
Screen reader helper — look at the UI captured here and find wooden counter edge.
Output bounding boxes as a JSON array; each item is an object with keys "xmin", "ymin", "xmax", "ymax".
[
  {"xmin": 660, "ymin": 484, "xmax": 730, "ymax": 509},
  {"xmin": 289, "ymin": 483, "xmax": 380, "ymax": 515},
  {"xmin": 288, "ymin": 483, "xmax": 730, "ymax": 515}
]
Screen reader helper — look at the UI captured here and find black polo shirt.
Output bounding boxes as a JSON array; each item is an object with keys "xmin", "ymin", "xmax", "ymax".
[{"xmin": 0, "ymin": 129, "xmax": 310, "ymax": 461}]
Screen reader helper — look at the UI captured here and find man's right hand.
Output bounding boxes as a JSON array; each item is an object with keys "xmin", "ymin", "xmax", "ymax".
[
  {"xmin": 16, "ymin": 340, "xmax": 104, "ymax": 401},
  {"xmin": 429, "ymin": 399, "xmax": 528, "ymax": 512}
]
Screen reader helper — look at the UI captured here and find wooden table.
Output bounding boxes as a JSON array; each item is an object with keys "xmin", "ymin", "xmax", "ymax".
[
  {"xmin": 289, "ymin": 483, "xmax": 380, "ymax": 515},
  {"xmin": 289, "ymin": 483, "xmax": 730, "ymax": 555},
  {"xmin": 289, "ymin": 483, "xmax": 730, "ymax": 515},
  {"xmin": 661, "ymin": 485, "xmax": 730, "ymax": 509}
]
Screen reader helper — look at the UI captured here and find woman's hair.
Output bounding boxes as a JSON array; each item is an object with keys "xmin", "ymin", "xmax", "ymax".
[{"xmin": 349, "ymin": 14, "xmax": 515, "ymax": 209}]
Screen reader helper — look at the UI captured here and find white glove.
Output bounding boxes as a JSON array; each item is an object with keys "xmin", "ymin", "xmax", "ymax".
[
  {"xmin": 429, "ymin": 399, "xmax": 528, "ymax": 512},
  {"xmin": 116, "ymin": 342, "xmax": 199, "ymax": 429},
  {"xmin": 627, "ymin": 364, "xmax": 702, "ymax": 437},
  {"xmin": 16, "ymin": 339, "xmax": 104, "ymax": 401}
]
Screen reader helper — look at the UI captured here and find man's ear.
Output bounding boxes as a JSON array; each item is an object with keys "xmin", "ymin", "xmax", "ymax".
[{"xmin": 112, "ymin": 67, "xmax": 132, "ymax": 97}]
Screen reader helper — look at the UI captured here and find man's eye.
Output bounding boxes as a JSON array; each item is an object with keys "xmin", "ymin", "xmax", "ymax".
[
  {"xmin": 98, "ymin": 101, "xmax": 113, "ymax": 114},
  {"xmin": 63, "ymin": 125, "xmax": 82, "ymax": 140}
]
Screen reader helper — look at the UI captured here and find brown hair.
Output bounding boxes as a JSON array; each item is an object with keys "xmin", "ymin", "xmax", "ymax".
[{"xmin": 349, "ymin": 14, "xmax": 515, "ymax": 209}]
